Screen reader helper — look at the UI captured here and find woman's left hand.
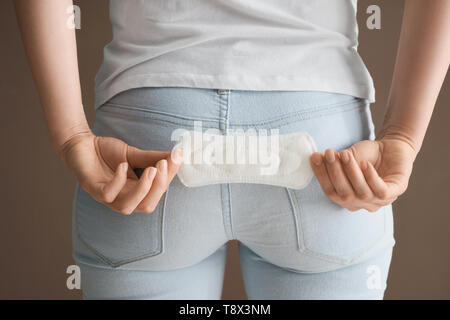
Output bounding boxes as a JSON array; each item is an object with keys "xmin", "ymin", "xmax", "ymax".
[{"xmin": 310, "ymin": 138, "xmax": 417, "ymax": 212}]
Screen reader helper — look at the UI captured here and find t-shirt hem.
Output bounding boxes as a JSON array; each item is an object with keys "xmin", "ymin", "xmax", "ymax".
[{"xmin": 94, "ymin": 73, "xmax": 375, "ymax": 109}]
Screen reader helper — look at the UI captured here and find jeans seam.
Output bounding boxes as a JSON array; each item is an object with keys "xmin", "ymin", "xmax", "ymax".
[
  {"xmin": 98, "ymin": 109, "xmax": 223, "ymax": 129},
  {"xmin": 101, "ymin": 102, "xmax": 223, "ymax": 123},
  {"xmin": 99, "ymin": 97, "xmax": 365, "ymax": 131},
  {"xmin": 160, "ymin": 184, "xmax": 170, "ymax": 256},
  {"xmin": 285, "ymin": 188, "xmax": 305, "ymax": 252},
  {"xmin": 230, "ymin": 105, "xmax": 364, "ymax": 131},
  {"xmin": 225, "ymin": 91, "xmax": 231, "ymax": 134},
  {"xmin": 218, "ymin": 89, "xmax": 230, "ymax": 132},
  {"xmin": 220, "ymin": 184, "xmax": 232, "ymax": 240},
  {"xmin": 227, "ymin": 184, "xmax": 235, "ymax": 240},
  {"xmin": 230, "ymin": 99, "xmax": 363, "ymax": 125}
]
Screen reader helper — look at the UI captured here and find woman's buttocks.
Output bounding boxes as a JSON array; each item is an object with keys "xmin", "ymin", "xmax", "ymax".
[{"xmin": 74, "ymin": 87, "xmax": 393, "ymax": 273}]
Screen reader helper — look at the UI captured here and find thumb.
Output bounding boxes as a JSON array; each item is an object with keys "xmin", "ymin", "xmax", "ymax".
[
  {"xmin": 348, "ymin": 140, "xmax": 382, "ymax": 168},
  {"xmin": 127, "ymin": 145, "xmax": 170, "ymax": 168}
]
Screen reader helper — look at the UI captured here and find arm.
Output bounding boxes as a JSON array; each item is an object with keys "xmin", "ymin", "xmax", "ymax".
[
  {"xmin": 14, "ymin": 0, "xmax": 182, "ymax": 214},
  {"xmin": 378, "ymin": 0, "xmax": 450, "ymax": 154},
  {"xmin": 310, "ymin": 0, "xmax": 450, "ymax": 212},
  {"xmin": 13, "ymin": 0, "xmax": 90, "ymax": 155}
]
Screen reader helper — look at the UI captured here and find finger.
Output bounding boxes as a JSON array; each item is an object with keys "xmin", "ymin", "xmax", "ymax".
[
  {"xmin": 97, "ymin": 162, "xmax": 129, "ymax": 203},
  {"xmin": 324, "ymin": 149, "xmax": 355, "ymax": 200},
  {"xmin": 339, "ymin": 150, "xmax": 373, "ymax": 200},
  {"xmin": 361, "ymin": 161, "xmax": 395, "ymax": 200},
  {"xmin": 127, "ymin": 145, "xmax": 170, "ymax": 169},
  {"xmin": 365, "ymin": 204, "xmax": 382, "ymax": 213},
  {"xmin": 166, "ymin": 148, "xmax": 183, "ymax": 180},
  {"xmin": 135, "ymin": 149, "xmax": 182, "ymax": 213},
  {"xmin": 136, "ymin": 159, "xmax": 169, "ymax": 213},
  {"xmin": 112, "ymin": 167, "xmax": 157, "ymax": 215},
  {"xmin": 310, "ymin": 152, "xmax": 338, "ymax": 199},
  {"xmin": 346, "ymin": 205, "xmax": 364, "ymax": 213},
  {"xmin": 347, "ymin": 205, "xmax": 380, "ymax": 213}
]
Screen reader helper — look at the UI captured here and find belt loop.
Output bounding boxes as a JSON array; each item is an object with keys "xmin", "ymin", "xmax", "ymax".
[
  {"xmin": 217, "ymin": 89, "xmax": 230, "ymax": 95},
  {"xmin": 217, "ymin": 89, "xmax": 230, "ymax": 133}
]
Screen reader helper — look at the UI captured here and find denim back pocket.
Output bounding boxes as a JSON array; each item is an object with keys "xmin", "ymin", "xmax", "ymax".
[
  {"xmin": 288, "ymin": 180, "xmax": 389, "ymax": 266},
  {"xmin": 74, "ymin": 184, "xmax": 166, "ymax": 268},
  {"xmin": 281, "ymin": 98, "xmax": 391, "ymax": 267}
]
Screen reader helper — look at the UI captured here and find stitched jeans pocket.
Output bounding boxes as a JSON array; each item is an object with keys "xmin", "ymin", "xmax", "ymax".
[
  {"xmin": 289, "ymin": 177, "xmax": 389, "ymax": 267},
  {"xmin": 74, "ymin": 184, "xmax": 165, "ymax": 268},
  {"xmin": 282, "ymin": 97, "xmax": 392, "ymax": 268}
]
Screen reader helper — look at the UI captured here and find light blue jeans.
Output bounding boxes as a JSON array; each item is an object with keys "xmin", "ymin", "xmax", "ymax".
[{"xmin": 72, "ymin": 88, "xmax": 395, "ymax": 299}]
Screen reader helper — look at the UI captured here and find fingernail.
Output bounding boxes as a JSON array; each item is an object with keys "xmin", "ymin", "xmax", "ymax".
[
  {"xmin": 157, "ymin": 159, "xmax": 167, "ymax": 173},
  {"xmin": 313, "ymin": 156, "xmax": 322, "ymax": 166},
  {"xmin": 325, "ymin": 151, "xmax": 335, "ymax": 163},
  {"xmin": 340, "ymin": 151, "xmax": 349, "ymax": 163},
  {"xmin": 171, "ymin": 148, "xmax": 183, "ymax": 164},
  {"xmin": 120, "ymin": 162, "xmax": 128, "ymax": 172},
  {"xmin": 147, "ymin": 167, "xmax": 157, "ymax": 180}
]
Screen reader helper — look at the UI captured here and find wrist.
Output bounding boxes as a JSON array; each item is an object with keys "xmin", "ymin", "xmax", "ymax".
[
  {"xmin": 51, "ymin": 123, "xmax": 93, "ymax": 162},
  {"xmin": 376, "ymin": 127, "xmax": 420, "ymax": 161}
]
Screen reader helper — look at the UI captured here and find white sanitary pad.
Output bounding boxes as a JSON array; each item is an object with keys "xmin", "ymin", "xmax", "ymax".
[{"xmin": 173, "ymin": 130, "xmax": 317, "ymax": 189}]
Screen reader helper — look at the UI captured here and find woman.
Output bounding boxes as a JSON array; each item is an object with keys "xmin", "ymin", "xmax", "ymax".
[{"xmin": 14, "ymin": 0, "xmax": 449, "ymax": 299}]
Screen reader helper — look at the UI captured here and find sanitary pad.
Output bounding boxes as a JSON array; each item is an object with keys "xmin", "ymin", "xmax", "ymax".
[{"xmin": 173, "ymin": 130, "xmax": 317, "ymax": 189}]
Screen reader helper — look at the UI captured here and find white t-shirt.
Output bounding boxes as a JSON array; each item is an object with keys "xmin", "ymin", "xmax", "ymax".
[{"xmin": 94, "ymin": 0, "xmax": 375, "ymax": 109}]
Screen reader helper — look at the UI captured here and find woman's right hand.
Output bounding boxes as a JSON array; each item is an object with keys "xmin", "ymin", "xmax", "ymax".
[{"xmin": 59, "ymin": 132, "xmax": 183, "ymax": 215}]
